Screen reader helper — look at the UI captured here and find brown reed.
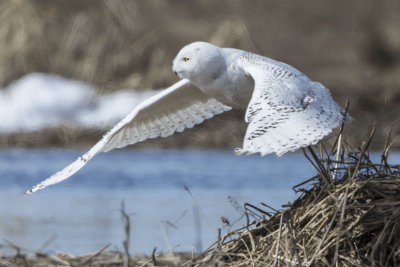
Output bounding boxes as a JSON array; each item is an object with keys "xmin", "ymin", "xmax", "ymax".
[
  {"xmin": 1, "ymin": 124, "xmax": 399, "ymax": 266},
  {"xmin": 187, "ymin": 124, "xmax": 400, "ymax": 267}
]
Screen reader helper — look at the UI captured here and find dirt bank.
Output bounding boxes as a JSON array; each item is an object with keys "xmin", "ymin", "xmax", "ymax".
[{"xmin": 1, "ymin": 0, "xmax": 399, "ymax": 149}]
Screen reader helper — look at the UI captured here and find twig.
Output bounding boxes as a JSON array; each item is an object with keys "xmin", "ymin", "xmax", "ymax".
[
  {"xmin": 37, "ymin": 234, "xmax": 57, "ymax": 254},
  {"xmin": 159, "ymin": 221, "xmax": 178, "ymax": 265},
  {"xmin": 283, "ymin": 213, "xmax": 302, "ymax": 267},
  {"xmin": 4, "ymin": 239, "xmax": 22, "ymax": 257},
  {"xmin": 81, "ymin": 243, "xmax": 111, "ymax": 265},
  {"xmin": 330, "ymin": 100, "xmax": 350, "ymax": 155},
  {"xmin": 120, "ymin": 200, "xmax": 131, "ymax": 267},
  {"xmin": 151, "ymin": 247, "xmax": 158, "ymax": 266},
  {"xmin": 333, "ymin": 130, "xmax": 343, "ymax": 180},
  {"xmin": 184, "ymin": 186, "xmax": 213, "ymax": 231},
  {"xmin": 307, "ymin": 196, "xmax": 345, "ymax": 267},
  {"xmin": 331, "ymin": 178, "xmax": 350, "ymax": 266},
  {"xmin": 244, "ymin": 203, "xmax": 272, "ymax": 217},
  {"xmin": 273, "ymin": 211, "xmax": 284, "ymax": 267}
]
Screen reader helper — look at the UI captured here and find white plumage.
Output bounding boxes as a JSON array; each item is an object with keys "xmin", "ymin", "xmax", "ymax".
[
  {"xmin": 26, "ymin": 41, "xmax": 349, "ymax": 194},
  {"xmin": 234, "ymin": 53, "xmax": 346, "ymax": 156}
]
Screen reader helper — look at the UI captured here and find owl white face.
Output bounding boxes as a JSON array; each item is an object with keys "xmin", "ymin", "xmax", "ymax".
[
  {"xmin": 172, "ymin": 43, "xmax": 201, "ymax": 80},
  {"xmin": 172, "ymin": 42, "xmax": 226, "ymax": 87}
]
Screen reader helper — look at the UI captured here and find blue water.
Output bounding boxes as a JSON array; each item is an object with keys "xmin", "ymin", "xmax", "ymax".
[
  {"xmin": 1, "ymin": 149, "xmax": 397, "ymax": 256},
  {"xmin": 1, "ymin": 149, "xmax": 315, "ymax": 190}
]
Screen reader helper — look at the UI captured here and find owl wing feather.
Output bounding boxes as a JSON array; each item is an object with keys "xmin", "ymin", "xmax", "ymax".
[
  {"xmin": 235, "ymin": 53, "xmax": 346, "ymax": 157},
  {"xmin": 26, "ymin": 79, "xmax": 231, "ymax": 194}
]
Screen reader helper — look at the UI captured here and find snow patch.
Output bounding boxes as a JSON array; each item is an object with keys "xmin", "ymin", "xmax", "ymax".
[{"xmin": 0, "ymin": 73, "xmax": 158, "ymax": 133}]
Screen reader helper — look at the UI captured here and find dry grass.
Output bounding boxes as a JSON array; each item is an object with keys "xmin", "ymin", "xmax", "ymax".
[
  {"xmin": 1, "ymin": 125, "xmax": 400, "ymax": 266},
  {"xmin": 0, "ymin": 245, "xmax": 194, "ymax": 267},
  {"xmin": 0, "ymin": 202, "xmax": 195, "ymax": 267},
  {"xmin": 1, "ymin": 0, "xmax": 400, "ymax": 149},
  {"xmin": 186, "ymin": 125, "xmax": 400, "ymax": 266}
]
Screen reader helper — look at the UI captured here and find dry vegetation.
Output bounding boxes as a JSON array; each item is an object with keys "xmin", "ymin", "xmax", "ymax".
[
  {"xmin": 0, "ymin": 248, "xmax": 194, "ymax": 267},
  {"xmin": 188, "ymin": 125, "xmax": 400, "ymax": 266},
  {"xmin": 1, "ymin": 124, "xmax": 400, "ymax": 266},
  {"xmin": 1, "ymin": 1, "xmax": 400, "ymax": 266},
  {"xmin": 0, "ymin": 0, "xmax": 400, "ymax": 149}
]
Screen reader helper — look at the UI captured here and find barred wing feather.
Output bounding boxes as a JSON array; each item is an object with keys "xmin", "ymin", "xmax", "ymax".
[
  {"xmin": 25, "ymin": 79, "xmax": 231, "ymax": 194},
  {"xmin": 235, "ymin": 54, "xmax": 345, "ymax": 157}
]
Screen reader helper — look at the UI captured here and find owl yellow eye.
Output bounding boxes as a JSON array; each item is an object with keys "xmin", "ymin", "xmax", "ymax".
[{"xmin": 183, "ymin": 57, "xmax": 189, "ymax": 62}]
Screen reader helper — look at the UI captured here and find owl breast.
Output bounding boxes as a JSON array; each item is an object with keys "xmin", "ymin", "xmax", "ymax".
[{"xmin": 195, "ymin": 51, "xmax": 254, "ymax": 110}]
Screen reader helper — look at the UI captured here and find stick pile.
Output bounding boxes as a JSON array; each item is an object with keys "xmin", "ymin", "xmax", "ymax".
[
  {"xmin": 189, "ymin": 126, "xmax": 400, "ymax": 266},
  {"xmin": 1, "ymin": 125, "xmax": 399, "ymax": 266}
]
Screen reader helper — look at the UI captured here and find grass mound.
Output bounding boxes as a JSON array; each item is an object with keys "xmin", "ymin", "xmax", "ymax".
[
  {"xmin": 0, "ymin": 249, "xmax": 192, "ymax": 267},
  {"xmin": 1, "ymin": 125, "xmax": 399, "ymax": 267},
  {"xmin": 189, "ymin": 126, "xmax": 400, "ymax": 266}
]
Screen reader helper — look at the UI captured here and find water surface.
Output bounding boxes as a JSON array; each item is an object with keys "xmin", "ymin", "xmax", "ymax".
[{"xmin": 1, "ymin": 149, "xmax": 396, "ymax": 255}]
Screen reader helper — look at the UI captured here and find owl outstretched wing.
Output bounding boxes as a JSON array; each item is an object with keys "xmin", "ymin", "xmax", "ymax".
[
  {"xmin": 235, "ymin": 53, "xmax": 346, "ymax": 157},
  {"xmin": 26, "ymin": 79, "xmax": 231, "ymax": 194}
]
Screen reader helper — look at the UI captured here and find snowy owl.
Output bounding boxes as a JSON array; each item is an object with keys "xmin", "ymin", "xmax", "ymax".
[{"xmin": 26, "ymin": 41, "xmax": 349, "ymax": 194}]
